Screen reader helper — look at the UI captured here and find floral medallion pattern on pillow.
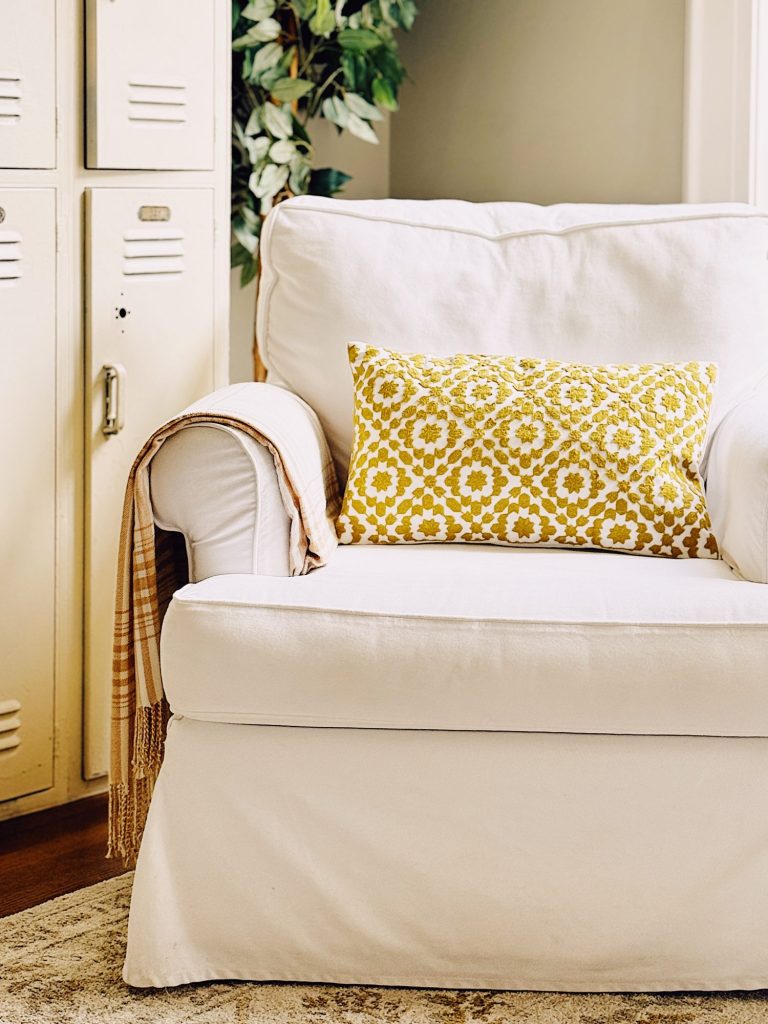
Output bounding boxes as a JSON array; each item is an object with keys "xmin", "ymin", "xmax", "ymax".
[{"xmin": 336, "ymin": 344, "xmax": 719, "ymax": 559}]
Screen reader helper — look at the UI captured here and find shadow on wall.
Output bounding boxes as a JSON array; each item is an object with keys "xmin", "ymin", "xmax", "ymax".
[{"xmin": 390, "ymin": 0, "xmax": 686, "ymax": 205}]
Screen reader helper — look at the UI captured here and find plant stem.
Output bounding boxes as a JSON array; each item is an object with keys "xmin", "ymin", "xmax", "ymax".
[{"xmin": 308, "ymin": 66, "xmax": 344, "ymax": 118}]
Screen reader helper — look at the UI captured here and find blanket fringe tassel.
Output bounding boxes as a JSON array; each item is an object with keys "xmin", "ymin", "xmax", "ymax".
[{"xmin": 108, "ymin": 699, "xmax": 169, "ymax": 867}]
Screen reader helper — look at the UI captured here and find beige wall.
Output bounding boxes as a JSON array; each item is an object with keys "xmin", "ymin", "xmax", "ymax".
[
  {"xmin": 390, "ymin": 0, "xmax": 686, "ymax": 204},
  {"xmin": 230, "ymin": 117, "xmax": 390, "ymax": 382}
]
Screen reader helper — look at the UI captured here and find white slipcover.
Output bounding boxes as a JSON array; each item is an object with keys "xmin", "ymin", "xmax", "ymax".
[
  {"xmin": 707, "ymin": 380, "xmax": 768, "ymax": 583},
  {"xmin": 258, "ymin": 198, "xmax": 768, "ymax": 483},
  {"xmin": 151, "ymin": 425, "xmax": 291, "ymax": 580},
  {"xmin": 126, "ymin": 718, "xmax": 768, "ymax": 991},
  {"xmin": 161, "ymin": 545, "xmax": 768, "ymax": 737},
  {"xmin": 125, "ymin": 199, "xmax": 768, "ymax": 991}
]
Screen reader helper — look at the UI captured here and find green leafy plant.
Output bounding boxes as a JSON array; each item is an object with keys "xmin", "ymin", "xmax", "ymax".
[{"xmin": 231, "ymin": 0, "xmax": 418, "ymax": 287}]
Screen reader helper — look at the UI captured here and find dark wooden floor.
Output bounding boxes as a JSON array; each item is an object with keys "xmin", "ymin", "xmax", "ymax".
[{"xmin": 0, "ymin": 794, "xmax": 127, "ymax": 918}]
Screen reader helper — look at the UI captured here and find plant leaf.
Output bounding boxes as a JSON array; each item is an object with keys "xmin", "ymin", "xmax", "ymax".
[
  {"xmin": 233, "ymin": 17, "xmax": 281, "ymax": 48},
  {"xmin": 291, "ymin": 117, "xmax": 311, "ymax": 144},
  {"xmin": 231, "ymin": 240, "xmax": 252, "ymax": 268},
  {"xmin": 322, "ymin": 95, "xmax": 349, "ymax": 128},
  {"xmin": 241, "ymin": 0, "xmax": 276, "ymax": 20},
  {"xmin": 376, "ymin": 0, "xmax": 395, "ymax": 25},
  {"xmin": 249, "ymin": 41, "xmax": 284, "ymax": 79},
  {"xmin": 309, "ymin": 0, "xmax": 336, "ymax": 37},
  {"xmin": 346, "ymin": 111, "xmax": 379, "ymax": 143},
  {"xmin": 262, "ymin": 102, "xmax": 293, "ymax": 138},
  {"xmin": 244, "ymin": 106, "xmax": 262, "ymax": 135},
  {"xmin": 232, "ymin": 0, "xmax": 418, "ymax": 287},
  {"xmin": 240, "ymin": 203, "xmax": 260, "ymax": 229},
  {"xmin": 394, "ymin": 0, "xmax": 418, "ymax": 30},
  {"xmin": 250, "ymin": 17, "xmax": 282, "ymax": 41},
  {"xmin": 338, "ymin": 28, "xmax": 383, "ymax": 51},
  {"xmin": 372, "ymin": 45, "xmax": 406, "ymax": 86},
  {"xmin": 288, "ymin": 154, "xmax": 312, "ymax": 193},
  {"xmin": 372, "ymin": 76, "xmax": 398, "ymax": 110},
  {"xmin": 340, "ymin": 51, "xmax": 360, "ymax": 90},
  {"xmin": 240, "ymin": 254, "xmax": 259, "ymax": 287},
  {"xmin": 233, "ymin": 120, "xmax": 248, "ymax": 149},
  {"xmin": 308, "ymin": 166, "xmax": 353, "ymax": 196},
  {"xmin": 269, "ymin": 138, "xmax": 297, "ymax": 163},
  {"xmin": 344, "ymin": 91, "xmax": 383, "ymax": 121},
  {"xmin": 245, "ymin": 134, "xmax": 270, "ymax": 164},
  {"xmin": 270, "ymin": 77, "xmax": 315, "ymax": 101},
  {"xmin": 250, "ymin": 162, "xmax": 290, "ymax": 199},
  {"xmin": 259, "ymin": 64, "xmax": 287, "ymax": 91},
  {"xmin": 241, "ymin": 49, "xmax": 254, "ymax": 79},
  {"xmin": 233, "ymin": 217, "xmax": 260, "ymax": 254}
]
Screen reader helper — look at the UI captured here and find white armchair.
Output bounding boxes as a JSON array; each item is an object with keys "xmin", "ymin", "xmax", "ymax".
[
  {"xmin": 151, "ymin": 412, "xmax": 292, "ymax": 581},
  {"xmin": 707, "ymin": 380, "xmax": 768, "ymax": 583},
  {"xmin": 125, "ymin": 198, "xmax": 768, "ymax": 992}
]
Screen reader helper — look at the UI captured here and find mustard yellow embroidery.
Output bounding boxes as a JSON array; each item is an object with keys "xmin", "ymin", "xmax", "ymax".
[{"xmin": 336, "ymin": 344, "xmax": 719, "ymax": 559}]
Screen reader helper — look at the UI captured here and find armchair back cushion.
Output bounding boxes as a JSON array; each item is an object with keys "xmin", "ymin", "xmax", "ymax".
[{"xmin": 257, "ymin": 198, "xmax": 768, "ymax": 485}]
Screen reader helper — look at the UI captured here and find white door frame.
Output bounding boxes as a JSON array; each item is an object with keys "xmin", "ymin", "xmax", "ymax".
[{"xmin": 683, "ymin": 0, "xmax": 768, "ymax": 203}]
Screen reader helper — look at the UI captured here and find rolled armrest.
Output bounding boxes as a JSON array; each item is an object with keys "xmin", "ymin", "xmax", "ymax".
[
  {"xmin": 707, "ymin": 381, "xmax": 768, "ymax": 583},
  {"xmin": 151, "ymin": 425, "xmax": 291, "ymax": 581},
  {"xmin": 148, "ymin": 382, "xmax": 340, "ymax": 582}
]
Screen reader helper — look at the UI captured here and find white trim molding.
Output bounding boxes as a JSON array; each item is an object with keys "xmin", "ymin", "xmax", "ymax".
[{"xmin": 683, "ymin": 0, "xmax": 768, "ymax": 203}]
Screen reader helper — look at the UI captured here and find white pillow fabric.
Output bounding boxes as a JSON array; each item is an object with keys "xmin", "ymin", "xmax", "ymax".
[
  {"xmin": 706, "ymin": 380, "xmax": 768, "ymax": 583},
  {"xmin": 258, "ymin": 198, "xmax": 768, "ymax": 484}
]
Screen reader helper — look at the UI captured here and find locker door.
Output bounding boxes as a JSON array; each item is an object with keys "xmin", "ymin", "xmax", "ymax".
[
  {"xmin": 0, "ymin": 189, "xmax": 56, "ymax": 802},
  {"xmin": 85, "ymin": 188, "xmax": 215, "ymax": 778},
  {"xmin": 0, "ymin": 0, "xmax": 57, "ymax": 169},
  {"xmin": 86, "ymin": 0, "xmax": 215, "ymax": 170}
]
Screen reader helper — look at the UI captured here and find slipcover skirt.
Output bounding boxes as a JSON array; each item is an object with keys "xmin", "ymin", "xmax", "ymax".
[{"xmin": 124, "ymin": 717, "xmax": 768, "ymax": 990}]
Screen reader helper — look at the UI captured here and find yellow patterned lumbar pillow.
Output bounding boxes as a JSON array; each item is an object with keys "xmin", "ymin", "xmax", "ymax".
[{"xmin": 336, "ymin": 344, "xmax": 719, "ymax": 558}]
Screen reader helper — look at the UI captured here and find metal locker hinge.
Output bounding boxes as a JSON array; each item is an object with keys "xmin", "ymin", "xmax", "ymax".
[{"xmin": 102, "ymin": 363, "xmax": 126, "ymax": 436}]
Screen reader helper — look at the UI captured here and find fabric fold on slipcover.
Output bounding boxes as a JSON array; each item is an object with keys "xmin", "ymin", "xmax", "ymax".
[{"xmin": 109, "ymin": 383, "xmax": 340, "ymax": 866}]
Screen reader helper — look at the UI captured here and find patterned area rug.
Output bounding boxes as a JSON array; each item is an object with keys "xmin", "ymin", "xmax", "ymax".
[{"xmin": 1, "ymin": 874, "xmax": 767, "ymax": 1023}]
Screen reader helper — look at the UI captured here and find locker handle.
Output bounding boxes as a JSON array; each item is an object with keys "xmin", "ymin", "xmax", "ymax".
[{"xmin": 103, "ymin": 363, "xmax": 126, "ymax": 436}]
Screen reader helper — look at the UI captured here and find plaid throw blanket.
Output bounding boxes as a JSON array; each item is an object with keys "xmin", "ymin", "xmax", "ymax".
[{"xmin": 109, "ymin": 384, "xmax": 340, "ymax": 865}]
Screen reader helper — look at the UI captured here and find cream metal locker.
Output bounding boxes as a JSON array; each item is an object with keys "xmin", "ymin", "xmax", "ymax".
[
  {"xmin": 0, "ymin": 188, "xmax": 56, "ymax": 801},
  {"xmin": 0, "ymin": 0, "xmax": 57, "ymax": 169},
  {"xmin": 84, "ymin": 187, "xmax": 216, "ymax": 778},
  {"xmin": 86, "ymin": 0, "xmax": 215, "ymax": 170}
]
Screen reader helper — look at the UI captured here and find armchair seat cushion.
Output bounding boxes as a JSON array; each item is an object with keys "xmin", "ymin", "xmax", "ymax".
[{"xmin": 161, "ymin": 545, "xmax": 768, "ymax": 738}]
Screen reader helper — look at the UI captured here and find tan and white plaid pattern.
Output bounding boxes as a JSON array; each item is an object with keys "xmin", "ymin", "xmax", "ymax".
[{"xmin": 109, "ymin": 386, "xmax": 340, "ymax": 865}]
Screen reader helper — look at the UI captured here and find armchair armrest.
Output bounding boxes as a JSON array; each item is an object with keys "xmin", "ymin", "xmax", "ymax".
[
  {"xmin": 151, "ymin": 425, "xmax": 291, "ymax": 581},
  {"xmin": 148, "ymin": 382, "xmax": 340, "ymax": 582},
  {"xmin": 707, "ymin": 381, "xmax": 768, "ymax": 583}
]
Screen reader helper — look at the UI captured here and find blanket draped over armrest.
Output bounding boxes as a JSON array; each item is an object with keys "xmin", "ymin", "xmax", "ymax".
[{"xmin": 109, "ymin": 387, "xmax": 340, "ymax": 866}]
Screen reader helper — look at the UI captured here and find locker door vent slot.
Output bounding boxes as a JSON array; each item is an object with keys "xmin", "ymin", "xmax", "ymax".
[
  {"xmin": 128, "ymin": 78, "xmax": 187, "ymax": 125},
  {"xmin": 123, "ymin": 227, "xmax": 185, "ymax": 277},
  {"xmin": 0, "ymin": 73, "xmax": 22, "ymax": 124},
  {"xmin": 0, "ymin": 230, "xmax": 22, "ymax": 286},
  {"xmin": 0, "ymin": 698, "xmax": 22, "ymax": 753}
]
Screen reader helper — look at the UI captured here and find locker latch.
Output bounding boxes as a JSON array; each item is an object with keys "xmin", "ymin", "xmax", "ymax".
[{"xmin": 103, "ymin": 363, "xmax": 126, "ymax": 436}]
